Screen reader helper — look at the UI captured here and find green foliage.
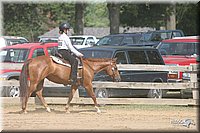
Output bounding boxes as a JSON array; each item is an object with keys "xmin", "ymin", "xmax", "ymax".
[
  {"xmin": 120, "ymin": 4, "xmax": 169, "ymax": 29},
  {"xmin": 3, "ymin": 3, "xmax": 75, "ymax": 41},
  {"xmin": 176, "ymin": 3, "xmax": 199, "ymax": 35},
  {"xmin": 3, "ymin": 2, "xmax": 199, "ymax": 41},
  {"xmin": 84, "ymin": 3, "xmax": 109, "ymax": 27}
]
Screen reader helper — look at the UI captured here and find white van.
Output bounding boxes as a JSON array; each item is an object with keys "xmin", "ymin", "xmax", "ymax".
[{"xmin": 0, "ymin": 36, "xmax": 29, "ymax": 48}]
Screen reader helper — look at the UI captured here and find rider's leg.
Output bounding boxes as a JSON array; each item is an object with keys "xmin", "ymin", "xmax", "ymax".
[
  {"xmin": 58, "ymin": 49, "xmax": 78, "ymax": 84},
  {"xmin": 69, "ymin": 56, "xmax": 78, "ymax": 84}
]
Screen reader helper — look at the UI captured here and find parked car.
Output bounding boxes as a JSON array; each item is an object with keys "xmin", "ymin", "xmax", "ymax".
[
  {"xmin": 38, "ymin": 35, "xmax": 98, "ymax": 49},
  {"xmin": 157, "ymin": 36, "xmax": 199, "ymax": 98},
  {"xmin": 70, "ymin": 35, "xmax": 98, "ymax": 49},
  {"xmin": 38, "ymin": 37, "xmax": 58, "ymax": 43},
  {"xmin": 79, "ymin": 46, "xmax": 168, "ymax": 98},
  {"xmin": 0, "ymin": 36, "xmax": 29, "ymax": 48},
  {"xmin": 0, "ymin": 42, "xmax": 58, "ymax": 97},
  {"xmin": 138, "ymin": 30, "xmax": 184, "ymax": 47},
  {"xmin": 95, "ymin": 33, "xmax": 143, "ymax": 46}
]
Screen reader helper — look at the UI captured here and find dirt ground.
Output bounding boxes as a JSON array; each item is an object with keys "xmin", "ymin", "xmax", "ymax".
[{"xmin": 1, "ymin": 103, "xmax": 199, "ymax": 132}]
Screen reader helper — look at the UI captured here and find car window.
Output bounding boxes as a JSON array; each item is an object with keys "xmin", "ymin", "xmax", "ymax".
[
  {"xmin": 146, "ymin": 50, "xmax": 163, "ymax": 64},
  {"xmin": 96, "ymin": 36, "xmax": 124, "ymax": 46},
  {"xmin": 114, "ymin": 51, "xmax": 128, "ymax": 64},
  {"xmin": 81, "ymin": 50, "xmax": 113, "ymax": 58},
  {"xmin": 128, "ymin": 51, "xmax": 148, "ymax": 64},
  {"xmin": 6, "ymin": 38, "xmax": 28, "ymax": 46},
  {"xmin": 47, "ymin": 47, "xmax": 58, "ymax": 56},
  {"xmin": 0, "ymin": 49, "xmax": 29, "ymax": 62},
  {"xmin": 172, "ymin": 32, "xmax": 182, "ymax": 38},
  {"xmin": 158, "ymin": 42, "xmax": 198, "ymax": 56},
  {"xmin": 86, "ymin": 37, "xmax": 95, "ymax": 45},
  {"xmin": 32, "ymin": 48, "xmax": 45, "ymax": 58},
  {"xmin": 122, "ymin": 37, "xmax": 134, "ymax": 44},
  {"xmin": 70, "ymin": 37, "xmax": 84, "ymax": 45}
]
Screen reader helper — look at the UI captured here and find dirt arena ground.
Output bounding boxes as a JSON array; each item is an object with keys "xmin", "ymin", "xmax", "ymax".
[{"xmin": 1, "ymin": 103, "xmax": 199, "ymax": 132}]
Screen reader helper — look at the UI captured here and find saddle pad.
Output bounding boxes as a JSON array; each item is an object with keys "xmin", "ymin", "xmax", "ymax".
[
  {"xmin": 50, "ymin": 56, "xmax": 71, "ymax": 67},
  {"xmin": 50, "ymin": 56, "xmax": 82, "ymax": 69}
]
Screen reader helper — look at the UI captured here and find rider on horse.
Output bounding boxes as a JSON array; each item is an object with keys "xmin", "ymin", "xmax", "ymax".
[{"xmin": 58, "ymin": 22, "xmax": 84, "ymax": 85}]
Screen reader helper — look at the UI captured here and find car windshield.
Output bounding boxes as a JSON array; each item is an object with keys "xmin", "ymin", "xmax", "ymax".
[
  {"xmin": 80, "ymin": 49, "xmax": 113, "ymax": 58},
  {"xmin": 0, "ymin": 48, "xmax": 29, "ymax": 63},
  {"xmin": 158, "ymin": 42, "xmax": 198, "ymax": 56},
  {"xmin": 96, "ymin": 36, "xmax": 124, "ymax": 46},
  {"xmin": 70, "ymin": 37, "xmax": 85, "ymax": 45},
  {"xmin": 140, "ymin": 32, "xmax": 172, "ymax": 42}
]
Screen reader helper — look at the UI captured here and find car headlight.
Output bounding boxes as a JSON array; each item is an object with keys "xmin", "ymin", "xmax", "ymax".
[{"xmin": 182, "ymin": 73, "xmax": 190, "ymax": 80}]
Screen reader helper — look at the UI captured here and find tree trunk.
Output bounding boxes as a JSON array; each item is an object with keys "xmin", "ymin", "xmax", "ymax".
[
  {"xmin": 166, "ymin": 4, "xmax": 176, "ymax": 30},
  {"xmin": 74, "ymin": 3, "xmax": 85, "ymax": 35},
  {"xmin": 107, "ymin": 3, "xmax": 120, "ymax": 34}
]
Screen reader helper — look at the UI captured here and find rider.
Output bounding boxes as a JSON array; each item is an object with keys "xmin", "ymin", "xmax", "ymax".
[{"xmin": 58, "ymin": 22, "xmax": 84, "ymax": 85}]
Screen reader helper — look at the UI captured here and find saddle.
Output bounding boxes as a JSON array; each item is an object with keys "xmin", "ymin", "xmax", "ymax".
[{"xmin": 50, "ymin": 53, "xmax": 83, "ymax": 85}]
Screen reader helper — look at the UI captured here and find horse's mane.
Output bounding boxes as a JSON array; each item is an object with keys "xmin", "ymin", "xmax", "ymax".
[{"xmin": 84, "ymin": 58, "xmax": 113, "ymax": 62}]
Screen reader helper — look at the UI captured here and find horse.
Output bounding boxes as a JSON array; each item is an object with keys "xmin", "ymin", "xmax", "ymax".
[{"xmin": 19, "ymin": 55, "xmax": 121, "ymax": 113}]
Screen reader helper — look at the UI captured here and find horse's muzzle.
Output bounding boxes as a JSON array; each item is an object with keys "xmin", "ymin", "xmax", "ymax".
[{"xmin": 114, "ymin": 76, "xmax": 121, "ymax": 82}]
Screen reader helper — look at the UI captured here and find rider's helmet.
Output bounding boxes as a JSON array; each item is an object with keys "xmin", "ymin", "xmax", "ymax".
[{"xmin": 59, "ymin": 22, "xmax": 71, "ymax": 32}]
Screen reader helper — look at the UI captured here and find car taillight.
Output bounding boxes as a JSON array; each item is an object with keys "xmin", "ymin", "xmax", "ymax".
[{"xmin": 168, "ymin": 72, "xmax": 179, "ymax": 79}]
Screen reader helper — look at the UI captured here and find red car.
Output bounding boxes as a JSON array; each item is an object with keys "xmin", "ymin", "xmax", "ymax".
[
  {"xmin": 0, "ymin": 42, "xmax": 58, "ymax": 97},
  {"xmin": 157, "ymin": 36, "xmax": 199, "ymax": 82},
  {"xmin": 157, "ymin": 36, "xmax": 199, "ymax": 98}
]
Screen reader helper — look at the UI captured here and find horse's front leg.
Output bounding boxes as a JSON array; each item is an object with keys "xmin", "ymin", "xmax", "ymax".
[
  {"xmin": 65, "ymin": 85, "xmax": 78, "ymax": 113},
  {"xmin": 85, "ymin": 84, "xmax": 101, "ymax": 113}
]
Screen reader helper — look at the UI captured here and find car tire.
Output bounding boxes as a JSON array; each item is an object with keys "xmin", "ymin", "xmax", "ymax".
[
  {"xmin": 5, "ymin": 79, "xmax": 20, "ymax": 97},
  {"xmin": 147, "ymin": 89, "xmax": 162, "ymax": 98},
  {"xmin": 94, "ymin": 88, "xmax": 109, "ymax": 98}
]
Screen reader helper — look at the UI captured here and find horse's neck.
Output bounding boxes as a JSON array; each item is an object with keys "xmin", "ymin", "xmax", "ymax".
[{"xmin": 84, "ymin": 59, "xmax": 111, "ymax": 73}]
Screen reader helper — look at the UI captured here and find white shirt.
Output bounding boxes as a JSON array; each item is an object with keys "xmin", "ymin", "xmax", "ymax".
[{"xmin": 58, "ymin": 33, "xmax": 83, "ymax": 57}]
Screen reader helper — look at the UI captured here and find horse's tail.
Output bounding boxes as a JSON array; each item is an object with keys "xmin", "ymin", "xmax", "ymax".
[{"xmin": 19, "ymin": 59, "xmax": 31, "ymax": 107}]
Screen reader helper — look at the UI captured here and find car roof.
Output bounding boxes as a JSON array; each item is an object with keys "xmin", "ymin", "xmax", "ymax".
[
  {"xmin": 1, "ymin": 42, "xmax": 58, "ymax": 49},
  {"xmin": 81, "ymin": 46, "xmax": 157, "ymax": 51},
  {"xmin": 146, "ymin": 30, "xmax": 183, "ymax": 33},
  {"xmin": 162, "ymin": 36, "xmax": 200, "ymax": 43},
  {"xmin": 106, "ymin": 33, "xmax": 143, "ymax": 37},
  {"xmin": 70, "ymin": 35, "xmax": 96, "ymax": 38}
]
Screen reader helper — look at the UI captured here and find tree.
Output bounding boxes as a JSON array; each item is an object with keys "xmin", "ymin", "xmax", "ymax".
[
  {"xmin": 74, "ymin": 3, "xmax": 85, "ymax": 35},
  {"xmin": 107, "ymin": 3, "xmax": 120, "ymax": 34}
]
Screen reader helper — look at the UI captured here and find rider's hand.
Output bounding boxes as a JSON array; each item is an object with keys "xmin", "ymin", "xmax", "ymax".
[{"xmin": 78, "ymin": 53, "xmax": 84, "ymax": 57}]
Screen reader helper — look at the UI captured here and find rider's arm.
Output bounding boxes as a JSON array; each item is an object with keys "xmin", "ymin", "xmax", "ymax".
[{"xmin": 64, "ymin": 35, "xmax": 83, "ymax": 57}]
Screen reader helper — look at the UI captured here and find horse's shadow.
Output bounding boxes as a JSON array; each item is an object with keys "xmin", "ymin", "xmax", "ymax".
[{"xmin": 6, "ymin": 107, "xmax": 101, "ymax": 114}]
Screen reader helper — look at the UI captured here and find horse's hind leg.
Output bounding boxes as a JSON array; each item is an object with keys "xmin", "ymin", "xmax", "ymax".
[
  {"xmin": 65, "ymin": 85, "xmax": 78, "ymax": 113},
  {"xmin": 35, "ymin": 80, "xmax": 51, "ymax": 112},
  {"xmin": 21, "ymin": 82, "xmax": 37, "ymax": 113}
]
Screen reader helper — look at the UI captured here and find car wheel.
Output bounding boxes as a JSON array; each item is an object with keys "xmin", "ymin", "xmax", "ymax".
[
  {"xmin": 6, "ymin": 79, "xmax": 20, "ymax": 97},
  {"xmin": 94, "ymin": 88, "xmax": 109, "ymax": 98},
  {"xmin": 148, "ymin": 89, "xmax": 162, "ymax": 99}
]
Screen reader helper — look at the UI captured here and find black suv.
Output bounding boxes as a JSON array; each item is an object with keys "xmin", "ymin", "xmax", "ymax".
[
  {"xmin": 79, "ymin": 46, "xmax": 168, "ymax": 98},
  {"xmin": 95, "ymin": 33, "xmax": 142, "ymax": 46}
]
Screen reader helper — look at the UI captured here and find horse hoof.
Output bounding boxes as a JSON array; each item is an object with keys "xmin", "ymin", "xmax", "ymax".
[
  {"xmin": 97, "ymin": 110, "xmax": 101, "ymax": 114},
  {"xmin": 21, "ymin": 110, "xmax": 27, "ymax": 114},
  {"xmin": 65, "ymin": 110, "xmax": 70, "ymax": 114},
  {"xmin": 46, "ymin": 107, "xmax": 51, "ymax": 113}
]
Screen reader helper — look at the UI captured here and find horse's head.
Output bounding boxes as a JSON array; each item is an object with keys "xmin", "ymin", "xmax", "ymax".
[{"xmin": 105, "ymin": 58, "xmax": 121, "ymax": 82}]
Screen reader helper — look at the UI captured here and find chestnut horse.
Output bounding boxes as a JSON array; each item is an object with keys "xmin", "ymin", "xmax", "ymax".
[{"xmin": 19, "ymin": 55, "xmax": 121, "ymax": 113}]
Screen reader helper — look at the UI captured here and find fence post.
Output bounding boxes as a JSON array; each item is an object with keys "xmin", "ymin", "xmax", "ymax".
[{"xmin": 190, "ymin": 64, "xmax": 199, "ymax": 102}]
